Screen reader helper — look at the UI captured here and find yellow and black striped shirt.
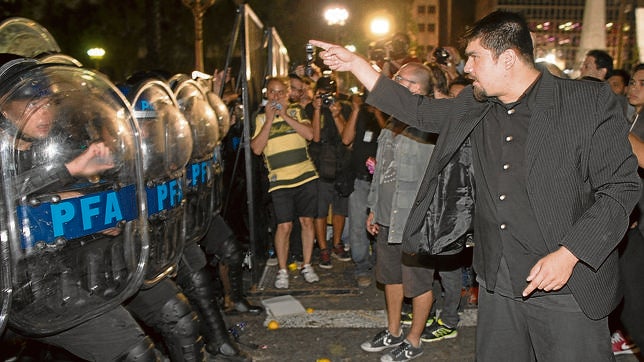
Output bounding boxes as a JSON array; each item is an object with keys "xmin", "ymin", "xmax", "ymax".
[{"xmin": 253, "ymin": 104, "xmax": 318, "ymax": 192}]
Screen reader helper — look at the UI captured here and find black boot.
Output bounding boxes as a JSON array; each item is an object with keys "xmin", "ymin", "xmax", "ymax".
[
  {"xmin": 218, "ymin": 237, "xmax": 263, "ymax": 315},
  {"xmin": 179, "ymin": 268, "xmax": 251, "ymax": 361}
]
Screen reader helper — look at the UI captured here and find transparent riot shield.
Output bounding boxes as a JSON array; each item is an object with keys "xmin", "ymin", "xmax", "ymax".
[
  {"xmin": 0, "ymin": 61, "xmax": 149, "ymax": 336},
  {"xmin": 206, "ymin": 90, "xmax": 231, "ymax": 142},
  {"xmin": 126, "ymin": 79, "xmax": 192, "ymax": 287},
  {"xmin": 171, "ymin": 77, "xmax": 219, "ymax": 244},
  {"xmin": 205, "ymin": 90, "xmax": 231, "ymax": 215},
  {"xmin": 0, "ymin": 187, "xmax": 10, "ymax": 335}
]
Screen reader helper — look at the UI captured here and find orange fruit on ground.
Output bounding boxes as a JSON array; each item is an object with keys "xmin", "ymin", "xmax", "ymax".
[
  {"xmin": 267, "ymin": 320, "xmax": 279, "ymax": 330},
  {"xmin": 306, "ymin": 307, "xmax": 314, "ymax": 314}
]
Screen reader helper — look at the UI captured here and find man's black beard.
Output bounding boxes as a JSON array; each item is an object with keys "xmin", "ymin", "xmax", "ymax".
[{"xmin": 473, "ymin": 85, "xmax": 489, "ymax": 102}]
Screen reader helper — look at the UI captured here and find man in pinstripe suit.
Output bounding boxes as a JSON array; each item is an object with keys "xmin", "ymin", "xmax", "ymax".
[{"xmin": 312, "ymin": 10, "xmax": 640, "ymax": 361}]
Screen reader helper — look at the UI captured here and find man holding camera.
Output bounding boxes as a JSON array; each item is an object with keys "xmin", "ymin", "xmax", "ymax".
[
  {"xmin": 305, "ymin": 75, "xmax": 353, "ymax": 269},
  {"xmin": 382, "ymin": 33, "xmax": 420, "ymax": 79}
]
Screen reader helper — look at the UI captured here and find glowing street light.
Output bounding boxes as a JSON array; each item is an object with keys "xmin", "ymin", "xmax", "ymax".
[
  {"xmin": 324, "ymin": 7, "xmax": 349, "ymax": 26},
  {"xmin": 370, "ymin": 17, "xmax": 390, "ymax": 37},
  {"xmin": 87, "ymin": 47, "xmax": 105, "ymax": 69}
]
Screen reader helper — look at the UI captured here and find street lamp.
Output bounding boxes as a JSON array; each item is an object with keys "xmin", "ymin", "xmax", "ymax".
[
  {"xmin": 324, "ymin": 6, "xmax": 349, "ymax": 44},
  {"xmin": 370, "ymin": 17, "xmax": 390, "ymax": 37},
  {"xmin": 324, "ymin": 7, "xmax": 349, "ymax": 27},
  {"xmin": 87, "ymin": 47, "xmax": 105, "ymax": 69}
]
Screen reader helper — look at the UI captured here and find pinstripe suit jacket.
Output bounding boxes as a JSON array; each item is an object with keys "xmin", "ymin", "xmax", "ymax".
[{"xmin": 367, "ymin": 70, "xmax": 640, "ymax": 319}]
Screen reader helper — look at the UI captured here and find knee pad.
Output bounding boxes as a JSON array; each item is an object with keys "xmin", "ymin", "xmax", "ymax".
[
  {"xmin": 217, "ymin": 236, "xmax": 243, "ymax": 267},
  {"xmin": 156, "ymin": 294, "xmax": 199, "ymax": 337},
  {"xmin": 154, "ymin": 294, "xmax": 204, "ymax": 362},
  {"xmin": 118, "ymin": 336, "xmax": 159, "ymax": 362}
]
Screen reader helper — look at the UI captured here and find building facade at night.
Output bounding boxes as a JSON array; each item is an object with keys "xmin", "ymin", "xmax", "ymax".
[
  {"xmin": 479, "ymin": 0, "xmax": 638, "ymax": 73},
  {"xmin": 410, "ymin": 0, "xmax": 476, "ymax": 61},
  {"xmin": 411, "ymin": 0, "xmax": 641, "ymax": 74}
]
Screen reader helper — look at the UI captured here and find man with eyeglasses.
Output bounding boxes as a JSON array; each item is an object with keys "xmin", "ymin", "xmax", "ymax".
[
  {"xmin": 360, "ymin": 62, "xmax": 442, "ymax": 361},
  {"xmin": 251, "ymin": 77, "xmax": 320, "ymax": 289}
]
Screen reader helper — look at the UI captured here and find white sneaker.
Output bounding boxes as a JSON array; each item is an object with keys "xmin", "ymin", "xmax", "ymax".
[
  {"xmin": 274, "ymin": 269, "xmax": 289, "ymax": 289},
  {"xmin": 301, "ymin": 264, "xmax": 319, "ymax": 283}
]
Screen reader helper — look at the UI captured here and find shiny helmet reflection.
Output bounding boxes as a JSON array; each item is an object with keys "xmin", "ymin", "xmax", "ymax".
[
  {"xmin": 170, "ymin": 76, "xmax": 220, "ymax": 243},
  {"xmin": 122, "ymin": 77, "xmax": 193, "ymax": 287},
  {"xmin": 0, "ymin": 58, "xmax": 149, "ymax": 336},
  {"xmin": 0, "ymin": 17, "xmax": 61, "ymax": 58}
]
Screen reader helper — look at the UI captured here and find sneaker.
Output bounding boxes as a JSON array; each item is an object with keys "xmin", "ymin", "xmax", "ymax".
[
  {"xmin": 612, "ymin": 330, "xmax": 640, "ymax": 355},
  {"xmin": 357, "ymin": 275, "xmax": 372, "ymax": 288},
  {"xmin": 360, "ymin": 329, "xmax": 405, "ymax": 352},
  {"xmin": 401, "ymin": 313, "xmax": 435, "ymax": 327},
  {"xmin": 274, "ymin": 269, "xmax": 289, "ymax": 289},
  {"xmin": 380, "ymin": 339, "xmax": 423, "ymax": 362},
  {"xmin": 319, "ymin": 249, "xmax": 332, "ymax": 269},
  {"xmin": 301, "ymin": 264, "xmax": 320, "ymax": 283},
  {"xmin": 332, "ymin": 244, "xmax": 351, "ymax": 261},
  {"xmin": 421, "ymin": 318, "xmax": 457, "ymax": 342}
]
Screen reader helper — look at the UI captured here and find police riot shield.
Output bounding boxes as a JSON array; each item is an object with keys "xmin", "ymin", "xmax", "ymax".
[
  {"xmin": 0, "ymin": 60, "xmax": 149, "ymax": 336},
  {"xmin": 206, "ymin": 89, "xmax": 231, "ymax": 142},
  {"xmin": 171, "ymin": 77, "xmax": 219, "ymax": 244},
  {"xmin": 0, "ymin": 184, "xmax": 10, "ymax": 335},
  {"xmin": 125, "ymin": 79, "xmax": 193, "ymax": 287},
  {"xmin": 206, "ymin": 89, "xmax": 231, "ymax": 216}
]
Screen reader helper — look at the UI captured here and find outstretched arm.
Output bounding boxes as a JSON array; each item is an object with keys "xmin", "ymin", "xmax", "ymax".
[{"xmin": 309, "ymin": 40, "xmax": 380, "ymax": 91}]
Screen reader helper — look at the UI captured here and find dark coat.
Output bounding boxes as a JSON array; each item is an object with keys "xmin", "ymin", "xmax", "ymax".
[{"xmin": 367, "ymin": 70, "xmax": 640, "ymax": 319}]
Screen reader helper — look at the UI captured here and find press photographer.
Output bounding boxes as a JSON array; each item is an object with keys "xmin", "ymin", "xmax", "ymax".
[
  {"xmin": 381, "ymin": 32, "xmax": 420, "ymax": 78},
  {"xmin": 305, "ymin": 73, "xmax": 353, "ymax": 269}
]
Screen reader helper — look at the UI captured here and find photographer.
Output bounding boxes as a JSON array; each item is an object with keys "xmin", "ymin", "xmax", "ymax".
[
  {"xmin": 382, "ymin": 32, "xmax": 420, "ymax": 79},
  {"xmin": 427, "ymin": 45, "xmax": 464, "ymax": 85},
  {"xmin": 306, "ymin": 74, "xmax": 352, "ymax": 269}
]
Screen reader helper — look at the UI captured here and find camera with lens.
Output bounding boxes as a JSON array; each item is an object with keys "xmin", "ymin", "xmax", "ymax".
[
  {"xmin": 320, "ymin": 93, "xmax": 335, "ymax": 106},
  {"xmin": 305, "ymin": 43, "xmax": 315, "ymax": 77},
  {"xmin": 433, "ymin": 47, "xmax": 451, "ymax": 65},
  {"xmin": 316, "ymin": 75, "xmax": 337, "ymax": 107}
]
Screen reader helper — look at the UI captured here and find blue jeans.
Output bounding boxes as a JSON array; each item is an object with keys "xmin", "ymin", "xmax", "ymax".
[{"xmin": 348, "ymin": 179, "xmax": 375, "ymax": 276}]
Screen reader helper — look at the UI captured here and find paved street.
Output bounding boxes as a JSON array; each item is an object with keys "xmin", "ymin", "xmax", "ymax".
[{"xmin": 217, "ymin": 258, "xmax": 641, "ymax": 361}]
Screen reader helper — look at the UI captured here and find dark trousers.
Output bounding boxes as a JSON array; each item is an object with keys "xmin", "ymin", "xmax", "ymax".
[
  {"xmin": 36, "ymin": 306, "xmax": 146, "ymax": 361},
  {"xmin": 620, "ymin": 228, "xmax": 644, "ymax": 348},
  {"xmin": 476, "ymin": 288, "xmax": 613, "ymax": 361}
]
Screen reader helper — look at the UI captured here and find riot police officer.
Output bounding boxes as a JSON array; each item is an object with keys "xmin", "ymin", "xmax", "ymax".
[
  {"xmin": 0, "ymin": 54, "xmax": 160, "ymax": 361},
  {"xmin": 124, "ymin": 74, "xmax": 250, "ymax": 361},
  {"xmin": 170, "ymin": 74, "xmax": 253, "ymax": 360}
]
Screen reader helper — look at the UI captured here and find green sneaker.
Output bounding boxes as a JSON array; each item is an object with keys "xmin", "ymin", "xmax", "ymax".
[
  {"xmin": 401, "ymin": 313, "xmax": 435, "ymax": 327},
  {"xmin": 420, "ymin": 318, "xmax": 457, "ymax": 342}
]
